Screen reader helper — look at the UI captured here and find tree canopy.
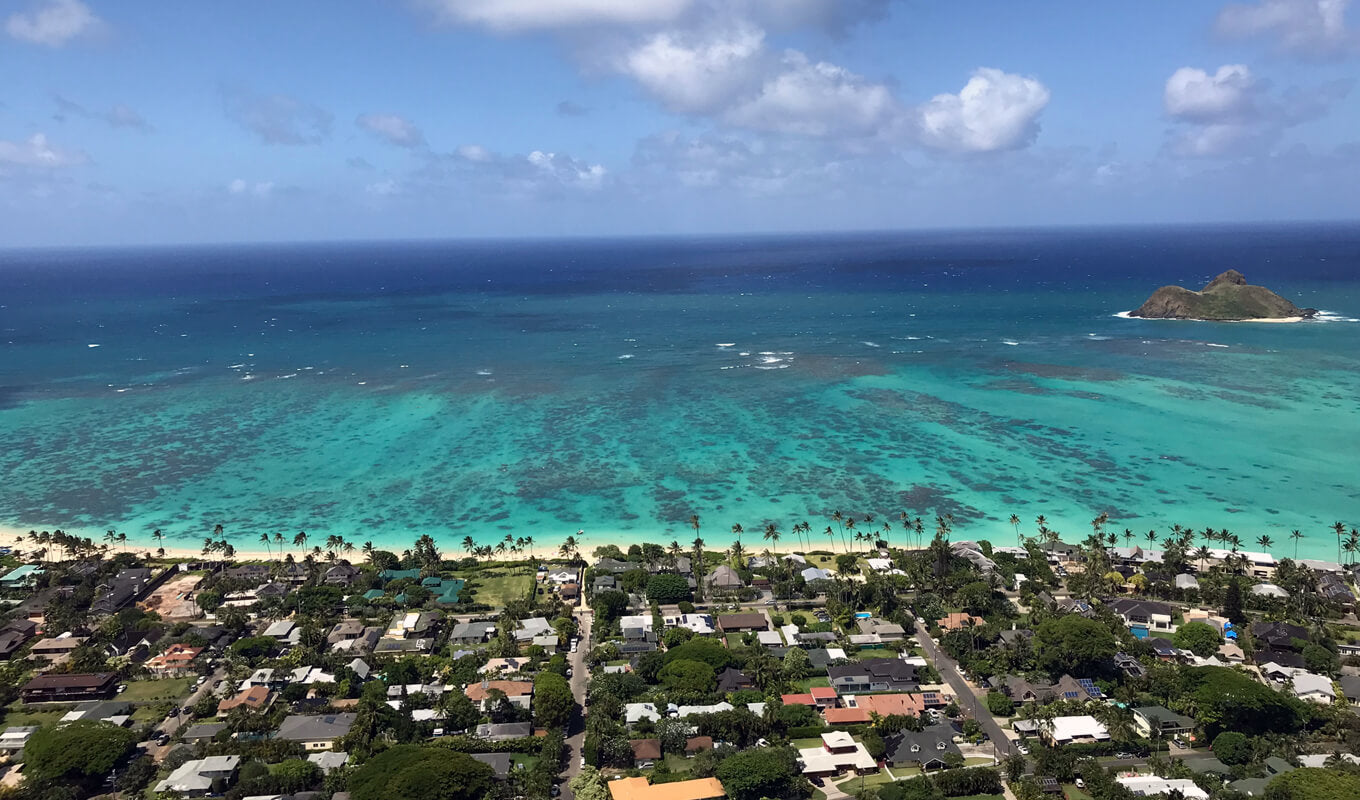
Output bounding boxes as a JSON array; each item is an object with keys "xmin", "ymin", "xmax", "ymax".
[
  {"xmin": 1265, "ymin": 767, "xmax": 1360, "ymax": 800},
  {"xmin": 714, "ymin": 746, "xmax": 808, "ymax": 800},
  {"xmin": 1180, "ymin": 666, "xmax": 1305, "ymax": 737},
  {"xmin": 1034, "ymin": 615, "xmax": 1116, "ymax": 676},
  {"xmin": 349, "ymin": 745, "xmax": 494, "ymax": 800},
  {"xmin": 24, "ymin": 721, "xmax": 139, "ymax": 789},
  {"xmin": 1173, "ymin": 621, "xmax": 1223, "ymax": 657},
  {"xmin": 1211, "ymin": 731, "xmax": 1251, "ymax": 765},
  {"xmin": 533, "ymin": 669, "xmax": 574, "ymax": 729},
  {"xmin": 646, "ymin": 573, "xmax": 692, "ymax": 603}
]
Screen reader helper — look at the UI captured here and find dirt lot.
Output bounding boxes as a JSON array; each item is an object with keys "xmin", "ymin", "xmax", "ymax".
[{"xmin": 139, "ymin": 573, "xmax": 204, "ymax": 620}]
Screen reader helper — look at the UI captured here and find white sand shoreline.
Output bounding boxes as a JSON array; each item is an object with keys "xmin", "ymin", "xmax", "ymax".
[{"xmin": 1113, "ymin": 310, "xmax": 1307, "ymax": 323}]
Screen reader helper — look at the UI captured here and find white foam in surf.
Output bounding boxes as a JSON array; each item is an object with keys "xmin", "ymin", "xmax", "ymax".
[
  {"xmin": 87, "ymin": 343, "xmax": 100, "ymax": 348},
  {"xmin": 716, "ymin": 343, "xmax": 735, "ymax": 348},
  {"xmin": 862, "ymin": 341, "xmax": 881, "ymax": 348},
  {"xmin": 1002, "ymin": 340, "xmax": 1020, "ymax": 346},
  {"xmin": 1205, "ymin": 343, "xmax": 1229, "ymax": 348},
  {"xmin": 618, "ymin": 354, "xmax": 634, "ymax": 359},
  {"xmin": 1314, "ymin": 311, "xmax": 1360, "ymax": 323},
  {"xmin": 475, "ymin": 369, "xmax": 493, "ymax": 376}
]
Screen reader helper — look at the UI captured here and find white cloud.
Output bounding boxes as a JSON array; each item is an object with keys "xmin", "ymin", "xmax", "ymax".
[
  {"xmin": 1162, "ymin": 64, "xmax": 1351, "ymax": 157},
  {"xmin": 222, "ymin": 88, "xmax": 333, "ymax": 146},
  {"xmin": 528, "ymin": 150, "xmax": 607, "ymax": 188},
  {"xmin": 723, "ymin": 51, "xmax": 898, "ymax": 137},
  {"xmin": 422, "ymin": 0, "xmax": 692, "ymax": 31},
  {"xmin": 917, "ymin": 68, "xmax": 1051, "ymax": 153},
  {"xmin": 0, "ymin": 133, "xmax": 87, "ymax": 167},
  {"xmin": 1164, "ymin": 65, "xmax": 1258, "ymax": 122},
  {"xmin": 227, "ymin": 179, "xmax": 274, "ymax": 197},
  {"xmin": 5, "ymin": 0, "xmax": 99, "ymax": 47},
  {"xmin": 619, "ymin": 25, "xmax": 767, "ymax": 114},
  {"xmin": 366, "ymin": 179, "xmax": 401, "ymax": 196},
  {"xmin": 356, "ymin": 113, "xmax": 425, "ymax": 148},
  {"xmin": 456, "ymin": 144, "xmax": 492, "ymax": 162},
  {"xmin": 1216, "ymin": 0, "xmax": 1356, "ymax": 57}
]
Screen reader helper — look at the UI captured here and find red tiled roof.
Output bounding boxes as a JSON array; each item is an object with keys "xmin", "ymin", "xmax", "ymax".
[
  {"xmin": 780, "ymin": 693, "xmax": 816, "ymax": 706},
  {"xmin": 809, "ymin": 687, "xmax": 838, "ymax": 699},
  {"xmin": 823, "ymin": 707, "xmax": 872, "ymax": 725}
]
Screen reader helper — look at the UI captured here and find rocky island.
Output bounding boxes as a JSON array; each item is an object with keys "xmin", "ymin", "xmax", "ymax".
[{"xmin": 1128, "ymin": 269, "xmax": 1317, "ymax": 321}]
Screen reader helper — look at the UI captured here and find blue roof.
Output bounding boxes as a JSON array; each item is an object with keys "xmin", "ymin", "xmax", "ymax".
[
  {"xmin": 0, "ymin": 564, "xmax": 42, "ymax": 583},
  {"xmin": 362, "ymin": 589, "xmax": 385, "ymax": 600}
]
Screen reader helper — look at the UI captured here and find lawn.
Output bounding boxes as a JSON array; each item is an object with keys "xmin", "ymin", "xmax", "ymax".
[
  {"xmin": 964, "ymin": 756, "xmax": 997, "ymax": 766},
  {"xmin": 512, "ymin": 755, "xmax": 540, "ymax": 771},
  {"xmin": 791, "ymin": 737, "xmax": 826, "ymax": 749},
  {"xmin": 833, "ymin": 770, "xmax": 895, "ymax": 792},
  {"xmin": 121, "ymin": 677, "xmax": 195, "ymax": 702},
  {"xmin": 794, "ymin": 676, "xmax": 831, "ymax": 691},
  {"xmin": 464, "ymin": 568, "xmax": 536, "ymax": 608},
  {"xmin": 1063, "ymin": 785, "xmax": 1095, "ymax": 800},
  {"xmin": 661, "ymin": 754, "xmax": 691, "ymax": 774},
  {"xmin": 1, "ymin": 706, "xmax": 67, "ymax": 728},
  {"xmin": 132, "ymin": 702, "xmax": 176, "ymax": 724}
]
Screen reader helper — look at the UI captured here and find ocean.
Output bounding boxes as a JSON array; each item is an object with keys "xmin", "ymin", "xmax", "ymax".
[{"xmin": 1, "ymin": 224, "xmax": 1357, "ymax": 561}]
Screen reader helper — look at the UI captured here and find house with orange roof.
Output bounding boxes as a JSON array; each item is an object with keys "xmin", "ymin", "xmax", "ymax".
[
  {"xmin": 937, "ymin": 613, "xmax": 985, "ymax": 632},
  {"xmin": 217, "ymin": 685, "xmax": 273, "ymax": 716},
  {"xmin": 608, "ymin": 776, "xmax": 726, "ymax": 800},
  {"xmin": 823, "ymin": 707, "xmax": 872, "ymax": 725},
  {"xmin": 809, "ymin": 687, "xmax": 838, "ymax": 708},
  {"xmin": 465, "ymin": 679, "xmax": 534, "ymax": 710},
  {"xmin": 780, "ymin": 693, "xmax": 816, "ymax": 707},
  {"xmin": 856, "ymin": 692, "xmax": 927, "ymax": 717},
  {"xmin": 146, "ymin": 643, "xmax": 204, "ymax": 676}
]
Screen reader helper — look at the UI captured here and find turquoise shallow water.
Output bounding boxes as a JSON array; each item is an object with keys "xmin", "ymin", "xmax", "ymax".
[{"xmin": 0, "ymin": 228, "xmax": 1357, "ymax": 559}]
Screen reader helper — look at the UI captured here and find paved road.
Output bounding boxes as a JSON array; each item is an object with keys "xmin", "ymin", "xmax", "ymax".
[
  {"xmin": 139, "ymin": 663, "xmax": 229, "ymax": 762},
  {"xmin": 560, "ymin": 607, "xmax": 593, "ymax": 798},
  {"xmin": 912, "ymin": 618, "xmax": 1013, "ymax": 759}
]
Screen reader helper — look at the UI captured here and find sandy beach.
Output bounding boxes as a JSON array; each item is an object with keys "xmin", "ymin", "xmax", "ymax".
[{"xmin": 0, "ymin": 521, "xmax": 940, "ymax": 566}]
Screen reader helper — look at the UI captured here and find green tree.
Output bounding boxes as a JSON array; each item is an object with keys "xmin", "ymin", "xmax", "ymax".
[
  {"xmin": 1302, "ymin": 643, "xmax": 1340, "ymax": 675},
  {"xmin": 985, "ymin": 691, "xmax": 1015, "ymax": 717},
  {"xmin": 569, "ymin": 767, "xmax": 612, "ymax": 800},
  {"xmin": 24, "ymin": 721, "xmax": 139, "ymax": 790},
  {"xmin": 782, "ymin": 646, "xmax": 811, "ymax": 681},
  {"xmin": 660, "ymin": 659, "xmax": 717, "ymax": 693},
  {"xmin": 1265, "ymin": 767, "xmax": 1360, "ymax": 800},
  {"xmin": 593, "ymin": 589, "xmax": 629, "ymax": 623},
  {"xmin": 1034, "ymin": 615, "xmax": 1117, "ymax": 676},
  {"xmin": 438, "ymin": 690, "xmax": 483, "ymax": 733},
  {"xmin": 646, "ymin": 572, "xmax": 692, "ymax": 603},
  {"xmin": 1183, "ymin": 666, "xmax": 1304, "ymax": 738},
  {"xmin": 714, "ymin": 746, "xmax": 806, "ymax": 800},
  {"xmin": 1223, "ymin": 578, "xmax": 1245, "ymax": 624},
  {"xmin": 533, "ymin": 670, "xmax": 574, "ymax": 729},
  {"xmin": 1211, "ymin": 731, "xmax": 1251, "ymax": 765},
  {"xmin": 1173, "ymin": 621, "xmax": 1223, "ymax": 657},
  {"xmin": 349, "ymin": 745, "xmax": 494, "ymax": 800}
]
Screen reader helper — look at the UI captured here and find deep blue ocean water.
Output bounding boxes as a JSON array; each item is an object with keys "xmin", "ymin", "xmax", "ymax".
[{"xmin": 1, "ymin": 224, "xmax": 1357, "ymax": 559}]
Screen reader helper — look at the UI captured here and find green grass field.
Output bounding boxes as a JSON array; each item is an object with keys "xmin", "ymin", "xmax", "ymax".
[
  {"xmin": 464, "ymin": 568, "xmax": 536, "ymax": 608},
  {"xmin": 794, "ymin": 676, "xmax": 831, "ymax": 691},
  {"xmin": 1063, "ymin": 785, "xmax": 1095, "ymax": 800},
  {"xmin": 1, "ymin": 707, "xmax": 67, "ymax": 728},
  {"xmin": 121, "ymin": 677, "xmax": 195, "ymax": 702},
  {"xmin": 833, "ymin": 770, "xmax": 896, "ymax": 792}
]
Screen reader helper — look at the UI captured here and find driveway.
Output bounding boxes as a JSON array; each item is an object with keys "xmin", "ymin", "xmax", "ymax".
[
  {"xmin": 912, "ymin": 618, "xmax": 1013, "ymax": 759},
  {"xmin": 560, "ymin": 608, "xmax": 593, "ymax": 798},
  {"xmin": 139, "ymin": 663, "xmax": 229, "ymax": 762}
]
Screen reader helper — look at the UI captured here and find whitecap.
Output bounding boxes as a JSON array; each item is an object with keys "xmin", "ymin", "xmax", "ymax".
[
  {"xmin": 716, "ymin": 343, "xmax": 736, "ymax": 348},
  {"xmin": 905, "ymin": 336, "xmax": 922, "ymax": 341},
  {"xmin": 1205, "ymin": 343, "xmax": 1229, "ymax": 348},
  {"xmin": 242, "ymin": 374, "xmax": 255, "ymax": 381},
  {"xmin": 1113, "ymin": 311, "xmax": 1134, "ymax": 319},
  {"xmin": 862, "ymin": 341, "xmax": 881, "ymax": 348},
  {"xmin": 739, "ymin": 352, "xmax": 751, "ymax": 356},
  {"xmin": 87, "ymin": 343, "xmax": 100, "ymax": 348},
  {"xmin": 618, "ymin": 354, "xmax": 634, "ymax": 359},
  {"xmin": 624, "ymin": 338, "xmax": 637, "ymax": 342},
  {"xmin": 1002, "ymin": 340, "xmax": 1020, "ymax": 346},
  {"xmin": 475, "ymin": 369, "xmax": 493, "ymax": 376},
  {"xmin": 228, "ymin": 364, "xmax": 245, "ymax": 369}
]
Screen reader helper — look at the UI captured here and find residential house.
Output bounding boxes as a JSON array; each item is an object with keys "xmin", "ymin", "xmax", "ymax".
[
  {"xmin": 1175, "ymin": 574, "xmax": 1200, "ymax": 591},
  {"xmin": 470, "ymin": 752, "xmax": 514, "ymax": 779},
  {"xmin": 685, "ymin": 736, "xmax": 713, "ymax": 755},
  {"xmin": 936, "ymin": 613, "xmax": 984, "ymax": 632},
  {"xmin": 1133, "ymin": 706, "xmax": 1196, "ymax": 738},
  {"xmin": 155, "ymin": 755, "xmax": 240, "ymax": 796},
  {"xmin": 323, "ymin": 563, "xmax": 360, "ymax": 587},
  {"xmin": 1288, "ymin": 671, "xmax": 1338, "ymax": 704},
  {"xmin": 884, "ymin": 724, "xmax": 960, "ymax": 770},
  {"xmin": 592, "ymin": 575, "xmax": 617, "ymax": 594},
  {"xmin": 182, "ymin": 722, "xmax": 228, "ymax": 742},
  {"xmin": 756, "ymin": 630, "xmax": 783, "ymax": 648},
  {"xmin": 705, "ymin": 565, "xmax": 744, "ymax": 591},
  {"xmin": 263, "ymin": 620, "xmax": 297, "ymax": 640},
  {"xmin": 60, "ymin": 700, "xmax": 131, "ymax": 726},
  {"xmin": 92, "ymin": 568, "xmax": 154, "ymax": 615},
  {"xmin": 673, "ymin": 702, "xmax": 734, "ymax": 718},
  {"xmin": 801, "ymin": 567, "xmax": 834, "ymax": 583},
  {"xmin": 1117, "ymin": 777, "xmax": 1208, "ymax": 800},
  {"xmin": 449, "ymin": 621, "xmax": 497, "ymax": 644},
  {"xmin": 1338, "ymin": 675, "xmax": 1360, "ymax": 707},
  {"xmin": 475, "ymin": 722, "xmax": 533, "ymax": 741},
  {"xmin": 1114, "ymin": 652, "xmax": 1146, "ymax": 677},
  {"xmin": 798, "ymin": 731, "xmax": 878, "ymax": 777},
  {"xmin": 664, "ymin": 613, "xmax": 714, "ymax": 635},
  {"xmin": 0, "ymin": 565, "xmax": 43, "ymax": 589},
  {"xmin": 219, "ymin": 686, "xmax": 274, "ymax": 715},
  {"xmin": 856, "ymin": 618, "xmax": 907, "ymax": 641},
  {"xmin": 225, "ymin": 564, "xmax": 271, "ymax": 583},
  {"xmin": 466, "ymin": 680, "xmax": 533, "ymax": 710},
  {"xmin": 20, "ymin": 672, "xmax": 116, "ymax": 703},
  {"xmin": 29, "ymin": 633, "xmax": 87, "ymax": 661},
  {"xmin": 0, "ymin": 620, "xmax": 36, "ymax": 660},
  {"xmin": 625, "ymin": 703, "xmax": 661, "ymax": 726},
  {"xmin": 0, "ymin": 726, "xmax": 37, "ymax": 754},
  {"xmin": 146, "ymin": 643, "xmax": 205, "ymax": 676},
  {"xmin": 1108, "ymin": 598, "xmax": 1176, "ymax": 633},
  {"xmin": 1252, "ymin": 622, "xmax": 1308, "ymax": 651},
  {"xmin": 855, "ymin": 693, "xmax": 928, "ymax": 719},
  {"xmin": 514, "ymin": 617, "xmax": 552, "ymax": 642},
  {"xmin": 828, "ymin": 658, "xmax": 919, "ymax": 693},
  {"xmin": 716, "ymin": 613, "xmax": 767, "ymax": 633},
  {"xmin": 1056, "ymin": 597, "xmax": 1097, "ymax": 618},
  {"xmin": 630, "ymin": 738, "xmax": 662, "ymax": 765},
  {"xmin": 593, "ymin": 558, "xmax": 633, "ymax": 573},
  {"xmin": 607, "ymin": 777, "xmax": 727, "ymax": 800},
  {"xmin": 275, "ymin": 713, "xmax": 358, "ymax": 751},
  {"xmin": 715, "ymin": 668, "xmax": 753, "ymax": 693},
  {"xmin": 308, "ymin": 751, "xmax": 350, "ymax": 774},
  {"xmin": 1043, "ymin": 716, "xmax": 1110, "ymax": 746},
  {"xmin": 1251, "ymin": 583, "xmax": 1289, "ymax": 599}
]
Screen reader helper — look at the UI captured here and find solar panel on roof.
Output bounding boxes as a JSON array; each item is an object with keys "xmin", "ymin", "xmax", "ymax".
[{"xmin": 1063, "ymin": 691, "xmax": 1080, "ymax": 699}]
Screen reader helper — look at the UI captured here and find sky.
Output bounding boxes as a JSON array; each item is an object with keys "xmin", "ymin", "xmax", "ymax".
[{"xmin": 1, "ymin": 0, "xmax": 1359, "ymax": 246}]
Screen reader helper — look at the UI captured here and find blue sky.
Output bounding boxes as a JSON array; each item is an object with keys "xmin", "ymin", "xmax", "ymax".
[{"xmin": 1, "ymin": 0, "xmax": 1358, "ymax": 245}]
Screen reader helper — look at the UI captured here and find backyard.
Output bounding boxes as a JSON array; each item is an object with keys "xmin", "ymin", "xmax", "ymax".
[
  {"xmin": 121, "ymin": 677, "xmax": 195, "ymax": 702},
  {"xmin": 462, "ymin": 566, "xmax": 536, "ymax": 608}
]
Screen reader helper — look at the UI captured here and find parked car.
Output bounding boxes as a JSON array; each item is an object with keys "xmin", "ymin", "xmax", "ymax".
[
  {"xmin": 1115, "ymin": 752, "xmax": 1134, "ymax": 760},
  {"xmin": 1075, "ymin": 778, "xmax": 1085, "ymax": 789},
  {"xmin": 1016, "ymin": 742, "xmax": 1029, "ymax": 755}
]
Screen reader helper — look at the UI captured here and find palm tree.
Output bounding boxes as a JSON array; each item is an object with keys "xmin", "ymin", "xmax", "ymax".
[
  {"xmin": 152, "ymin": 529, "xmax": 165, "ymax": 552},
  {"xmin": 362, "ymin": 541, "xmax": 376, "ymax": 564},
  {"xmin": 842, "ymin": 517, "xmax": 856, "ymax": 552},
  {"xmin": 1144, "ymin": 530, "xmax": 1158, "ymax": 548},
  {"xmin": 879, "ymin": 520, "xmax": 891, "ymax": 550},
  {"xmin": 1289, "ymin": 529, "xmax": 1303, "ymax": 560},
  {"xmin": 1334, "ymin": 522, "xmax": 1347, "ymax": 564},
  {"xmin": 495, "ymin": 541, "xmax": 507, "ymax": 558},
  {"xmin": 763, "ymin": 523, "xmax": 781, "ymax": 553},
  {"xmin": 1344, "ymin": 532, "xmax": 1359, "ymax": 567},
  {"xmin": 689, "ymin": 514, "xmax": 701, "ymax": 540},
  {"xmin": 559, "ymin": 536, "xmax": 578, "ymax": 561},
  {"xmin": 117, "ymin": 532, "xmax": 127, "ymax": 552},
  {"xmin": 1009, "ymin": 514, "xmax": 1021, "ymax": 545},
  {"xmin": 461, "ymin": 536, "xmax": 476, "ymax": 556},
  {"xmin": 728, "ymin": 540, "xmax": 746, "ymax": 568},
  {"xmin": 1256, "ymin": 535, "xmax": 1273, "ymax": 554},
  {"xmin": 832, "ymin": 510, "xmax": 844, "ymax": 543},
  {"xmin": 273, "ymin": 532, "xmax": 284, "ymax": 555},
  {"xmin": 293, "ymin": 531, "xmax": 308, "ymax": 550},
  {"xmin": 824, "ymin": 526, "xmax": 836, "ymax": 551},
  {"xmin": 1195, "ymin": 546, "xmax": 1211, "ymax": 573},
  {"xmin": 731, "ymin": 523, "xmax": 743, "ymax": 546},
  {"xmin": 259, "ymin": 532, "xmax": 272, "ymax": 560}
]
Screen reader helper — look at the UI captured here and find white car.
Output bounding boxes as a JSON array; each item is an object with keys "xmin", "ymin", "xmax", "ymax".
[{"xmin": 1075, "ymin": 778, "xmax": 1085, "ymax": 789}]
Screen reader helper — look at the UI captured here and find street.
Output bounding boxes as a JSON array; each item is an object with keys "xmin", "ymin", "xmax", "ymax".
[
  {"xmin": 139, "ymin": 662, "xmax": 230, "ymax": 762},
  {"xmin": 559, "ymin": 607, "xmax": 593, "ymax": 798},
  {"xmin": 912, "ymin": 618, "xmax": 1013, "ymax": 758}
]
